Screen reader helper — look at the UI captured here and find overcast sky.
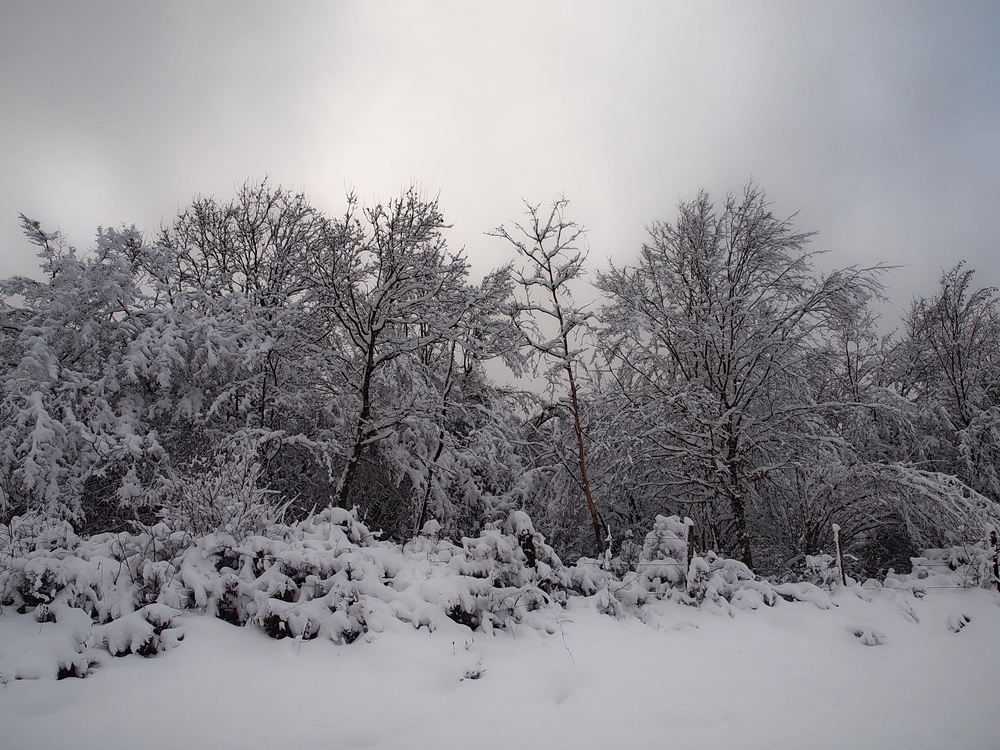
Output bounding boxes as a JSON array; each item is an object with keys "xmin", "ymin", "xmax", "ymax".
[{"xmin": 2, "ymin": 1, "xmax": 999, "ymax": 326}]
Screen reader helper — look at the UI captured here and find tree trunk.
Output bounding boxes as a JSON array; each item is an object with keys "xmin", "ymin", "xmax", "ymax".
[
  {"xmin": 337, "ymin": 337, "xmax": 376, "ymax": 508},
  {"xmin": 415, "ymin": 344, "xmax": 456, "ymax": 534},
  {"xmin": 726, "ymin": 431, "xmax": 752, "ymax": 568},
  {"xmin": 550, "ymin": 280, "xmax": 604, "ymax": 557},
  {"xmin": 567, "ymin": 362, "xmax": 605, "ymax": 555}
]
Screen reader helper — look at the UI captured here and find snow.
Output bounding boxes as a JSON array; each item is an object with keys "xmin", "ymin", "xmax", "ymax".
[
  {"xmin": 2, "ymin": 511, "xmax": 999, "ymax": 748},
  {"xmin": 1, "ymin": 583, "xmax": 998, "ymax": 749}
]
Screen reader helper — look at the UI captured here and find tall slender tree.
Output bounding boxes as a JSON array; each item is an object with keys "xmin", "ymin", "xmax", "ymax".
[{"xmin": 490, "ymin": 199, "xmax": 605, "ymax": 555}]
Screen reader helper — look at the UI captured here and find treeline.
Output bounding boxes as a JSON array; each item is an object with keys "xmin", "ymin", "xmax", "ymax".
[{"xmin": 1, "ymin": 180, "xmax": 998, "ymax": 577}]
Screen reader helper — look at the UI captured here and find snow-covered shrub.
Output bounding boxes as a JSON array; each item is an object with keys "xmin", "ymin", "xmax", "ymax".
[
  {"xmin": 611, "ymin": 529, "xmax": 643, "ymax": 575},
  {"xmin": 159, "ymin": 508, "xmax": 570, "ymax": 645},
  {"xmin": 159, "ymin": 439, "xmax": 285, "ymax": 538},
  {"xmin": 0, "ymin": 514, "xmax": 77, "ymax": 560},
  {"xmin": 0, "ymin": 604, "xmax": 102, "ymax": 682},
  {"xmin": 573, "ymin": 515, "xmax": 831, "ymax": 614},
  {"xmin": 0, "ymin": 523, "xmax": 189, "ymax": 681},
  {"xmin": 804, "ymin": 554, "xmax": 843, "ymax": 589},
  {"xmin": 577, "ymin": 515, "xmax": 692, "ymax": 608},
  {"xmin": 453, "ymin": 511, "xmax": 568, "ymax": 590},
  {"xmin": 97, "ymin": 603, "xmax": 183, "ymax": 657},
  {"xmin": 8, "ymin": 506, "xmax": 927, "ymax": 684},
  {"xmin": 567, "ymin": 559, "xmax": 618, "ymax": 598},
  {"xmin": 13, "ymin": 555, "xmax": 65, "ymax": 612},
  {"xmin": 636, "ymin": 515, "xmax": 691, "ymax": 591},
  {"xmin": 684, "ymin": 555, "xmax": 713, "ymax": 603},
  {"xmin": 906, "ymin": 539, "xmax": 999, "ymax": 589}
]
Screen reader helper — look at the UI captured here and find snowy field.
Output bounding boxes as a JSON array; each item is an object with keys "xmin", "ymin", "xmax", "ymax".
[{"xmin": 2, "ymin": 583, "xmax": 999, "ymax": 750}]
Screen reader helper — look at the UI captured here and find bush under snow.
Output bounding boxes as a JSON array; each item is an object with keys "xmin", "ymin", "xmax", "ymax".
[{"xmin": 2, "ymin": 510, "xmax": 997, "ymax": 682}]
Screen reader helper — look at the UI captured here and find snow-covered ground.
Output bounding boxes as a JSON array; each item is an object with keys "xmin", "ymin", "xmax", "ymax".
[{"xmin": 2, "ymin": 582, "xmax": 999, "ymax": 750}]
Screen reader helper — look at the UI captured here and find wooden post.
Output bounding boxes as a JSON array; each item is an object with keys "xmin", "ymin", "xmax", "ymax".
[
  {"xmin": 833, "ymin": 523, "xmax": 847, "ymax": 587},
  {"xmin": 685, "ymin": 517, "xmax": 695, "ymax": 572},
  {"xmin": 991, "ymin": 529, "xmax": 1000, "ymax": 593}
]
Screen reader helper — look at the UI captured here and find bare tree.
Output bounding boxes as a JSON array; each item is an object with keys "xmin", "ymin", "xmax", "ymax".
[{"xmin": 490, "ymin": 199, "xmax": 605, "ymax": 555}]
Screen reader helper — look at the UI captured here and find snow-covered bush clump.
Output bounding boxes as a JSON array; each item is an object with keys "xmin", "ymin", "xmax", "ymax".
[
  {"xmin": 0, "ymin": 519, "xmax": 187, "ymax": 682},
  {"xmin": 442, "ymin": 511, "xmax": 570, "ymax": 632},
  {"xmin": 890, "ymin": 538, "xmax": 999, "ymax": 592},
  {"xmin": 803, "ymin": 554, "xmax": 842, "ymax": 588},
  {"xmin": 176, "ymin": 508, "xmax": 571, "ymax": 643},
  {"xmin": 0, "ymin": 514, "xmax": 77, "ymax": 560},
  {"xmin": 1, "ymin": 508, "xmax": 578, "ymax": 679},
  {"xmin": 636, "ymin": 514, "xmax": 691, "ymax": 593},
  {"xmin": 158, "ymin": 438, "xmax": 287, "ymax": 538},
  {"xmin": 8, "ymin": 507, "xmax": 991, "ymax": 682},
  {"xmin": 568, "ymin": 516, "xmax": 690, "ymax": 602},
  {"xmin": 569, "ymin": 515, "xmax": 836, "ymax": 614}
]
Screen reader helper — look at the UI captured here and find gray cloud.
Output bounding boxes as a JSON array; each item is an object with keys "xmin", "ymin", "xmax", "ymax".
[{"xmin": 2, "ymin": 1, "xmax": 998, "ymax": 324}]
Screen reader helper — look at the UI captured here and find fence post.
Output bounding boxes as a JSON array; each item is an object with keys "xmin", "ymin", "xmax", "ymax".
[
  {"xmin": 991, "ymin": 528, "xmax": 999, "ymax": 593},
  {"xmin": 833, "ymin": 523, "xmax": 847, "ymax": 587},
  {"xmin": 684, "ymin": 517, "xmax": 695, "ymax": 573}
]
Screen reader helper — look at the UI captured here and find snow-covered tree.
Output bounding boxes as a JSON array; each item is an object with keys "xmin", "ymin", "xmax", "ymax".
[
  {"xmin": 899, "ymin": 263, "xmax": 1000, "ymax": 499},
  {"xmin": 151, "ymin": 180, "xmax": 337, "ymax": 512},
  {"xmin": 0, "ymin": 218, "xmax": 163, "ymax": 523},
  {"xmin": 596, "ymin": 185, "xmax": 884, "ymax": 568},
  {"xmin": 302, "ymin": 187, "xmax": 527, "ymax": 539},
  {"xmin": 1, "ymin": 181, "xmax": 534, "ymax": 542}
]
